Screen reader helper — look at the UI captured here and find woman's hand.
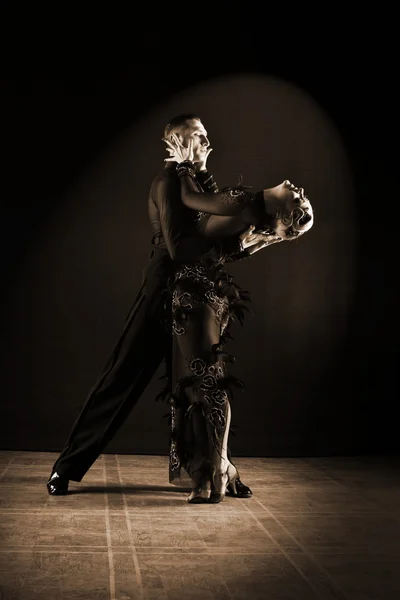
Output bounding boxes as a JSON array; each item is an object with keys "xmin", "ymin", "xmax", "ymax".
[
  {"xmin": 163, "ymin": 134, "xmax": 194, "ymax": 163},
  {"xmin": 239, "ymin": 225, "xmax": 283, "ymax": 254}
]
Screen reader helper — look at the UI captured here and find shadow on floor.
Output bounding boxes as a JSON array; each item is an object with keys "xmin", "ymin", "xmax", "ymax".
[{"xmin": 68, "ymin": 484, "xmax": 192, "ymax": 494}]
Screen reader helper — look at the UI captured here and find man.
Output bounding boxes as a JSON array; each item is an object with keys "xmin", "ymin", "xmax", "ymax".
[{"xmin": 47, "ymin": 114, "xmax": 269, "ymax": 497}]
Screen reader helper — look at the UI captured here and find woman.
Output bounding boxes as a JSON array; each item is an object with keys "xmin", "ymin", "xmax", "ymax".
[{"xmin": 156, "ymin": 130, "xmax": 314, "ymax": 504}]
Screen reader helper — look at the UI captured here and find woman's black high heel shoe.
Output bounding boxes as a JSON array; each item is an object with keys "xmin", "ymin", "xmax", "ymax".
[
  {"xmin": 187, "ymin": 486, "xmax": 212, "ymax": 503},
  {"xmin": 209, "ymin": 463, "xmax": 237, "ymax": 503},
  {"xmin": 187, "ymin": 463, "xmax": 212, "ymax": 503},
  {"xmin": 226, "ymin": 477, "xmax": 253, "ymax": 498}
]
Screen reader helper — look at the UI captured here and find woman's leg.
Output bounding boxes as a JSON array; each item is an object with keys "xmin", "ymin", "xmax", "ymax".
[{"xmin": 171, "ymin": 284, "xmax": 233, "ymax": 502}]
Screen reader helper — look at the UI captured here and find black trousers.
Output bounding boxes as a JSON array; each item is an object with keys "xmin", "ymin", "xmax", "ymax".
[{"xmin": 51, "ymin": 276, "xmax": 171, "ymax": 481}]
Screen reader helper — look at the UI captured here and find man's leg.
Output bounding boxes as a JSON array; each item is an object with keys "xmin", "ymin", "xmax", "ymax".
[{"xmin": 49, "ymin": 288, "xmax": 169, "ymax": 487}]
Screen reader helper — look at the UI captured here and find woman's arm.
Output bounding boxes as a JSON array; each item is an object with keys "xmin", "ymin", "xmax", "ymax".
[
  {"xmin": 176, "ymin": 161, "xmax": 268, "ymax": 232},
  {"xmin": 194, "ymin": 168, "xmax": 283, "ymax": 260},
  {"xmin": 195, "ymin": 169, "xmax": 257, "ymax": 236},
  {"xmin": 150, "ymin": 174, "xmax": 244, "ymax": 263}
]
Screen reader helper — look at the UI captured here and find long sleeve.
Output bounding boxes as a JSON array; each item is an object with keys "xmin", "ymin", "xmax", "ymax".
[
  {"xmin": 225, "ymin": 247, "xmax": 252, "ymax": 263},
  {"xmin": 181, "ymin": 180, "xmax": 258, "ymax": 216},
  {"xmin": 149, "ymin": 173, "xmax": 242, "ymax": 264},
  {"xmin": 194, "ymin": 170, "xmax": 219, "ymax": 194},
  {"xmin": 178, "ymin": 167, "xmax": 266, "ymax": 227},
  {"xmin": 196, "ymin": 170, "xmax": 252, "ymax": 263}
]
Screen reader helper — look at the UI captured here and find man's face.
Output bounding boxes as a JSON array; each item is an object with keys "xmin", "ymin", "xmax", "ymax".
[{"xmin": 179, "ymin": 119, "xmax": 210, "ymax": 163}]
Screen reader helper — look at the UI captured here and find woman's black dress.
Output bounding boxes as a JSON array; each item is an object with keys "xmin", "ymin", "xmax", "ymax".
[{"xmin": 149, "ymin": 163, "xmax": 265, "ymax": 488}]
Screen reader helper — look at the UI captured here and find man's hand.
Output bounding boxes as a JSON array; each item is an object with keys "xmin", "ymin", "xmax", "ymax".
[
  {"xmin": 163, "ymin": 134, "xmax": 194, "ymax": 163},
  {"xmin": 239, "ymin": 225, "xmax": 283, "ymax": 255}
]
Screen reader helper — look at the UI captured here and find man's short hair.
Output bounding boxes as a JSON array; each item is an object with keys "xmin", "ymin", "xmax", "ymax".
[{"xmin": 164, "ymin": 113, "xmax": 201, "ymax": 139}]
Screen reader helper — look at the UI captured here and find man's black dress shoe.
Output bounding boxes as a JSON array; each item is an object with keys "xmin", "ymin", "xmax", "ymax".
[
  {"xmin": 226, "ymin": 478, "xmax": 252, "ymax": 498},
  {"xmin": 47, "ymin": 471, "xmax": 69, "ymax": 495}
]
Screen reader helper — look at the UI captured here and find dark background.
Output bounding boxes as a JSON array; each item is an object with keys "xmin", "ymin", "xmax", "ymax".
[{"xmin": 1, "ymin": 6, "xmax": 397, "ymax": 456}]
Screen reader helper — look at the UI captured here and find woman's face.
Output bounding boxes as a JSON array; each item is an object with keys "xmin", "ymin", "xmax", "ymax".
[{"xmin": 262, "ymin": 181, "xmax": 314, "ymax": 239}]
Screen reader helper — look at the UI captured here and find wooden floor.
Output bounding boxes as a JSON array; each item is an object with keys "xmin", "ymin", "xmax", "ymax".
[{"xmin": 1, "ymin": 452, "xmax": 400, "ymax": 600}]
